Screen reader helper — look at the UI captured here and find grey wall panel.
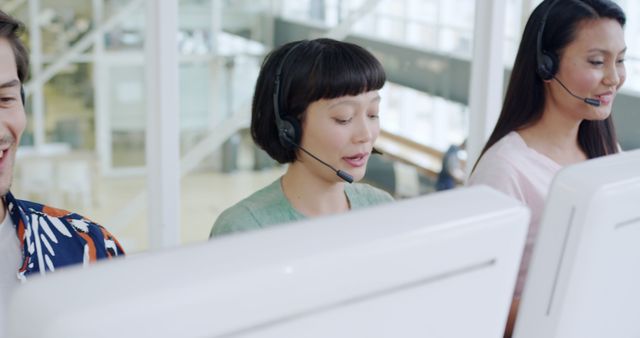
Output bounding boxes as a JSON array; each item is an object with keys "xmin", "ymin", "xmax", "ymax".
[{"xmin": 612, "ymin": 91, "xmax": 640, "ymax": 150}]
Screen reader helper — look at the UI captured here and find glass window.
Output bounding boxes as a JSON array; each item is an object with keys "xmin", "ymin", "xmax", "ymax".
[{"xmin": 380, "ymin": 83, "xmax": 467, "ymax": 151}]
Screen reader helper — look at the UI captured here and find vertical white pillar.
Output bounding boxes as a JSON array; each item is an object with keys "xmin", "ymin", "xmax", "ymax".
[
  {"xmin": 435, "ymin": 0, "xmax": 442, "ymax": 49},
  {"xmin": 93, "ymin": 0, "xmax": 111, "ymax": 175},
  {"xmin": 210, "ymin": 0, "xmax": 221, "ymax": 55},
  {"xmin": 467, "ymin": 0, "xmax": 507, "ymax": 177},
  {"xmin": 145, "ymin": 0, "xmax": 181, "ymax": 249},
  {"xmin": 209, "ymin": 0, "xmax": 222, "ymax": 130},
  {"xmin": 27, "ymin": 0, "xmax": 45, "ymax": 149}
]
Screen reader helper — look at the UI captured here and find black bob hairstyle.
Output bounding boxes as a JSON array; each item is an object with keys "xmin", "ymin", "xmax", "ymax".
[
  {"xmin": 251, "ymin": 38, "xmax": 386, "ymax": 164},
  {"xmin": 473, "ymin": 0, "xmax": 625, "ymax": 172}
]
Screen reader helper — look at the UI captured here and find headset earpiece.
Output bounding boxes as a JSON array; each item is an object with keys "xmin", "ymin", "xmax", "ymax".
[
  {"xmin": 20, "ymin": 85, "xmax": 25, "ymax": 105},
  {"xmin": 537, "ymin": 50, "xmax": 558, "ymax": 81},
  {"xmin": 277, "ymin": 116, "xmax": 301, "ymax": 150},
  {"xmin": 273, "ymin": 42, "xmax": 305, "ymax": 150},
  {"xmin": 536, "ymin": 0, "xmax": 560, "ymax": 81}
]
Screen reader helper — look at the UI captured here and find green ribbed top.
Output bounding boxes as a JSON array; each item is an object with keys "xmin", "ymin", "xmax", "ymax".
[{"xmin": 210, "ymin": 178, "xmax": 394, "ymax": 237}]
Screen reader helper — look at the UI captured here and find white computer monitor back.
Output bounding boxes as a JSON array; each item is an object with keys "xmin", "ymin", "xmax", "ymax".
[{"xmin": 514, "ymin": 149, "xmax": 640, "ymax": 338}]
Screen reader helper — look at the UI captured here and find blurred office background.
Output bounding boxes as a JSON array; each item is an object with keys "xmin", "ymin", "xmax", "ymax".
[{"xmin": 3, "ymin": 0, "xmax": 639, "ymax": 253}]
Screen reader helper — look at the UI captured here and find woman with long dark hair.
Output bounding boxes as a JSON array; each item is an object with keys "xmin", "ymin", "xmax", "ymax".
[{"xmin": 468, "ymin": 0, "xmax": 626, "ymax": 335}]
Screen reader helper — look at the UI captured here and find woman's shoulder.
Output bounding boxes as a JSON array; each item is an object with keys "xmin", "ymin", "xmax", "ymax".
[
  {"xmin": 347, "ymin": 183, "xmax": 394, "ymax": 208},
  {"xmin": 210, "ymin": 202, "xmax": 259, "ymax": 237},
  {"xmin": 485, "ymin": 131, "xmax": 529, "ymax": 158},
  {"xmin": 473, "ymin": 132, "xmax": 532, "ymax": 172},
  {"xmin": 210, "ymin": 180, "xmax": 283, "ymax": 237},
  {"xmin": 210, "ymin": 179, "xmax": 301, "ymax": 237},
  {"xmin": 468, "ymin": 132, "xmax": 539, "ymax": 202}
]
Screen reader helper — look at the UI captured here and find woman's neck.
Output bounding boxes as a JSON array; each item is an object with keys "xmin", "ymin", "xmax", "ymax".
[
  {"xmin": 518, "ymin": 105, "xmax": 587, "ymax": 166},
  {"xmin": 281, "ymin": 162, "xmax": 350, "ymax": 217}
]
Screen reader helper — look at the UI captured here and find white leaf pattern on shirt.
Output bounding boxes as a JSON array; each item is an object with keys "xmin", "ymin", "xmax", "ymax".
[
  {"xmin": 32, "ymin": 212, "xmax": 60, "ymax": 274},
  {"xmin": 44, "ymin": 255, "xmax": 55, "ymax": 272},
  {"xmin": 32, "ymin": 214, "xmax": 46, "ymax": 274},
  {"xmin": 38, "ymin": 217, "xmax": 59, "ymax": 244},
  {"xmin": 70, "ymin": 219, "xmax": 89, "ymax": 233},
  {"xmin": 105, "ymin": 239, "xmax": 116, "ymax": 253},
  {"xmin": 83, "ymin": 245, "xmax": 90, "ymax": 266},
  {"xmin": 25, "ymin": 224, "xmax": 35, "ymax": 255},
  {"xmin": 47, "ymin": 216, "xmax": 72, "ymax": 238},
  {"xmin": 39, "ymin": 233, "xmax": 55, "ymax": 257}
]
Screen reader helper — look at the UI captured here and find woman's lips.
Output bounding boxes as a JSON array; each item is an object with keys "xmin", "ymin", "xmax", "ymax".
[
  {"xmin": 342, "ymin": 153, "xmax": 369, "ymax": 168},
  {"xmin": 595, "ymin": 92, "xmax": 614, "ymax": 105}
]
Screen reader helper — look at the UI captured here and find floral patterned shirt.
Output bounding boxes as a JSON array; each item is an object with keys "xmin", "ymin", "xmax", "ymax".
[{"xmin": 5, "ymin": 192, "xmax": 125, "ymax": 281}]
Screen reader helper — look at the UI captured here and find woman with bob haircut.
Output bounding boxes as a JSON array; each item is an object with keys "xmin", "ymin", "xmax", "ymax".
[
  {"xmin": 468, "ymin": 0, "xmax": 626, "ymax": 335},
  {"xmin": 210, "ymin": 38, "xmax": 393, "ymax": 237}
]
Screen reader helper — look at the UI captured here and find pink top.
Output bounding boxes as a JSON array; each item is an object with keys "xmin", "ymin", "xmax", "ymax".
[{"xmin": 468, "ymin": 131, "xmax": 562, "ymax": 297}]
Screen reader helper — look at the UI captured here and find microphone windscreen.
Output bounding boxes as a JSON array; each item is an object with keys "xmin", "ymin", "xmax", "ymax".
[
  {"xmin": 337, "ymin": 170, "xmax": 354, "ymax": 184},
  {"xmin": 585, "ymin": 98, "xmax": 601, "ymax": 107}
]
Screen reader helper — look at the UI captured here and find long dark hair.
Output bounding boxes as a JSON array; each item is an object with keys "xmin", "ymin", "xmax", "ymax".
[{"xmin": 473, "ymin": 0, "xmax": 625, "ymax": 171}]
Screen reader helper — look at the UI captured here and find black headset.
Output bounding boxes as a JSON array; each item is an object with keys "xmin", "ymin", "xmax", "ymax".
[
  {"xmin": 536, "ymin": 0, "xmax": 561, "ymax": 81},
  {"xmin": 272, "ymin": 42, "xmax": 304, "ymax": 150},
  {"xmin": 20, "ymin": 85, "xmax": 25, "ymax": 105}
]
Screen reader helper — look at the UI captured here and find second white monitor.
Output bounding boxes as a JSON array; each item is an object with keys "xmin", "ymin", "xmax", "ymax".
[{"xmin": 515, "ymin": 149, "xmax": 640, "ymax": 338}]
